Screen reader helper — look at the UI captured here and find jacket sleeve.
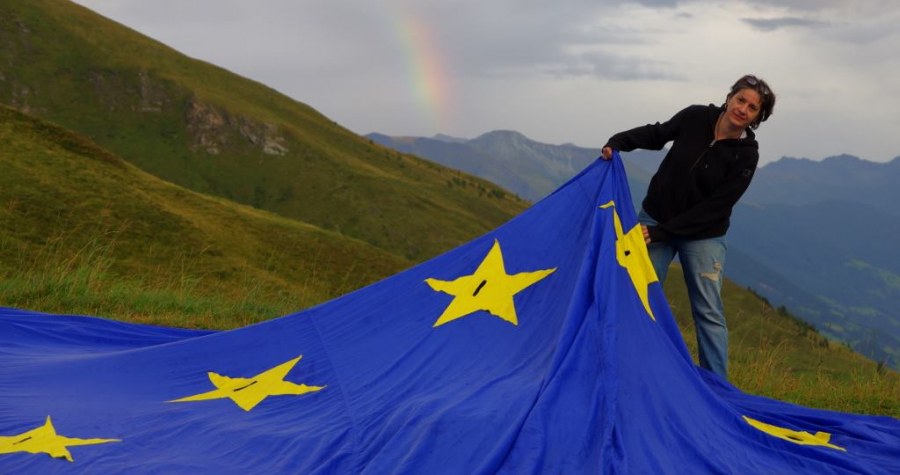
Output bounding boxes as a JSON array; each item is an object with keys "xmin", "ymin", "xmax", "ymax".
[
  {"xmin": 604, "ymin": 106, "xmax": 693, "ymax": 152},
  {"xmin": 647, "ymin": 152, "xmax": 759, "ymax": 242}
]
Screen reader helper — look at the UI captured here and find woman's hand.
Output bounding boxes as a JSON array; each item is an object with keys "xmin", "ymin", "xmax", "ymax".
[
  {"xmin": 601, "ymin": 146, "xmax": 613, "ymax": 160},
  {"xmin": 641, "ymin": 224, "xmax": 651, "ymax": 244}
]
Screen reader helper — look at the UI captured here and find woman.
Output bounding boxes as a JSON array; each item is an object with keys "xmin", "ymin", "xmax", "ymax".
[{"xmin": 601, "ymin": 74, "xmax": 776, "ymax": 380}]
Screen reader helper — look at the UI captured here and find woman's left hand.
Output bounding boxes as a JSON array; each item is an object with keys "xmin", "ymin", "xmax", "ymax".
[
  {"xmin": 601, "ymin": 146, "xmax": 613, "ymax": 160},
  {"xmin": 641, "ymin": 225, "xmax": 651, "ymax": 244}
]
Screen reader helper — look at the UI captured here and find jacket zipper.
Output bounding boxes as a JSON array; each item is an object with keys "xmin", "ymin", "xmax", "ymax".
[{"xmin": 690, "ymin": 138, "xmax": 716, "ymax": 172}]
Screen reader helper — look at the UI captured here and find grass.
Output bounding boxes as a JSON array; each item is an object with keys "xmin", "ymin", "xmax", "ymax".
[
  {"xmin": 0, "ymin": 105, "xmax": 411, "ymax": 328},
  {"xmin": 1, "ymin": 231, "xmax": 297, "ymax": 329},
  {"xmin": 664, "ymin": 264, "xmax": 900, "ymax": 417}
]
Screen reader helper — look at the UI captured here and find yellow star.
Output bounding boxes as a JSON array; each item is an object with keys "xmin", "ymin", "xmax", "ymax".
[
  {"xmin": 0, "ymin": 416, "xmax": 120, "ymax": 463},
  {"xmin": 600, "ymin": 201, "xmax": 659, "ymax": 321},
  {"xmin": 425, "ymin": 239, "xmax": 556, "ymax": 327},
  {"xmin": 743, "ymin": 416, "xmax": 846, "ymax": 451},
  {"xmin": 168, "ymin": 355, "xmax": 325, "ymax": 412}
]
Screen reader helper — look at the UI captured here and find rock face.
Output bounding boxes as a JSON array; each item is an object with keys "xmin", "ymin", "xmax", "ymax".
[
  {"xmin": 185, "ymin": 101, "xmax": 227, "ymax": 155},
  {"xmin": 185, "ymin": 100, "xmax": 288, "ymax": 156},
  {"xmin": 237, "ymin": 118, "xmax": 289, "ymax": 156}
]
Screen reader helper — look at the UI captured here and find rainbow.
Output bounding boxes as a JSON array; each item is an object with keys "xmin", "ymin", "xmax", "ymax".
[{"xmin": 393, "ymin": 6, "xmax": 453, "ymax": 132}]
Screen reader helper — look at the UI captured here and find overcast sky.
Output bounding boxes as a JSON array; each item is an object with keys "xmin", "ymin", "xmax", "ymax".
[{"xmin": 73, "ymin": 0, "xmax": 899, "ymax": 164}]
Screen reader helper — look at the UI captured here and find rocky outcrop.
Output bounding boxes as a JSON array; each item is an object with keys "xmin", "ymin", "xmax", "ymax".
[
  {"xmin": 235, "ymin": 117, "xmax": 289, "ymax": 156},
  {"xmin": 185, "ymin": 101, "xmax": 227, "ymax": 155},
  {"xmin": 185, "ymin": 99, "xmax": 288, "ymax": 156}
]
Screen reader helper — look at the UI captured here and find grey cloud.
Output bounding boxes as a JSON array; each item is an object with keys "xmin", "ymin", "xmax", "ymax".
[
  {"xmin": 421, "ymin": 2, "xmax": 612, "ymax": 75},
  {"xmin": 828, "ymin": 28, "xmax": 897, "ymax": 45},
  {"xmin": 742, "ymin": 17, "xmax": 828, "ymax": 32},
  {"xmin": 602, "ymin": 0, "xmax": 899, "ymax": 16},
  {"xmin": 412, "ymin": 2, "xmax": 683, "ymax": 80},
  {"xmin": 742, "ymin": 0, "xmax": 882, "ymax": 11},
  {"xmin": 617, "ymin": 0, "xmax": 686, "ymax": 7},
  {"xmin": 551, "ymin": 51, "xmax": 686, "ymax": 81},
  {"xmin": 563, "ymin": 26, "xmax": 654, "ymax": 46},
  {"xmin": 820, "ymin": 15, "xmax": 900, "ymax": 44},
  {"xmin": 76, "ymin": 0, "xmax": 392, "ymax": 74},
  {"xmin": 742, "ymin": 11, "xmax": 899, "ymax": 45}
]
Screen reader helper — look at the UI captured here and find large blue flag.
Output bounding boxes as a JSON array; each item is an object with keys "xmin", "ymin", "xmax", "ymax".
[{"xmin": 1, "ymin": 155, "xmax": 898, "ymax": 473}]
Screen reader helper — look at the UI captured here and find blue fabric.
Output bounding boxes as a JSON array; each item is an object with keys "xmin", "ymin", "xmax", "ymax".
[
  {"xmin": 639, "ymin": 209, "xmax": 730, "ymax": 378},
  {"xmin": 1, "ymin": 154, "xmax": 899, "ymax": 473}
]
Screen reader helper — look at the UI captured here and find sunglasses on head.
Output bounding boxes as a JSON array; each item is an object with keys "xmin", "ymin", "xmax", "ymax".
[{"xmin": 744, "ymin": 74, "xmax": 770, "ymax": 96}]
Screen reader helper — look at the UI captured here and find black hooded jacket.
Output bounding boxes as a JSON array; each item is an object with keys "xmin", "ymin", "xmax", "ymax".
[{"xmin": 605, "ymin": 104, "xmax": 759, "ymax": 242}]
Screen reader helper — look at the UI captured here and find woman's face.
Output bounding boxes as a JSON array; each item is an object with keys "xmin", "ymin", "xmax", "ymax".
[{"xmin": 724, "ymin": 88, "xmax": 762, "ymax": 129}]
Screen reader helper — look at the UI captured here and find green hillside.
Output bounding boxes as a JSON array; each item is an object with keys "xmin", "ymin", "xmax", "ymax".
[
  {"xmin": 0, "ymin": 0, "xmax": 526, "ymax": 261},
  {"xmin": 665, "ymin": 266, "xmax": 899, "ymax": 417},
  {"xmin": 0, "ymin": 105, "xmax": 411, "ymax": 328}
]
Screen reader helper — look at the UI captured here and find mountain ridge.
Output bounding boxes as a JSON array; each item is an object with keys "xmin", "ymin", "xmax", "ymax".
[
  {"xmin": 367, "ymin": 130, "xmax": 663, "ymax": 206},
  {"xmin": 746, "ymin": 152, "xmax": 900, "ymax": 218}
]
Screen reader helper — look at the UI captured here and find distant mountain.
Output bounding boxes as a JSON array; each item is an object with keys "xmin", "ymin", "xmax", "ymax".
[
  {"xmin": 735, "ymin": 153, "xmax": 900, "ymax": 366},
  {"xmin": 0, "ymin": 0, "xmax": 525, "ymax": 261},
  {"xmin": 729, "ymin": 200, "xmax": 900, "ymax": 366},
  {"xmin": 367, "ymin": 130, "xmax": 665, "ymax": 209},
  {"xmin": 745, "ymin": 154, "xmax": 900, "ymax": 217},
  {"xmin": 431, "ymin": 133, "xmax": 468, "ymax": 143}
]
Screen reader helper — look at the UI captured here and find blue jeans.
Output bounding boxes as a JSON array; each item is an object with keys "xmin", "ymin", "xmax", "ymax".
[{"xmin": 638, "ymin": 210, "xmax": 729, "ymax": 379}]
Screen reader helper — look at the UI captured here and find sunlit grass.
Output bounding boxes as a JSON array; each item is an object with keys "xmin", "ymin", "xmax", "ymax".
[
  {"xmin": 0, "ymin": 231, "xmax": 301, "ymax": 329},
  {"xmin": 0, "ymin": 105, "xmax": 410, "ymax": 329}
]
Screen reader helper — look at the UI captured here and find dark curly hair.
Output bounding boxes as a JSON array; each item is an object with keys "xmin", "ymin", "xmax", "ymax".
[{"xmin": 727, "ymin": 74, "xmax": 775, "ymax": 130}]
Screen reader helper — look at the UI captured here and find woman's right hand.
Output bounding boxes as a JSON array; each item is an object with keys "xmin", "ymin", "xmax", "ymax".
[{"xmin": 601, "ymin": 146, "xmax": 613, "ymax": 160}]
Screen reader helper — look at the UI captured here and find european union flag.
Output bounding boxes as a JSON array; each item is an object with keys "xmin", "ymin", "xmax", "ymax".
[{"xmin": 2, "ymin": 156, "xmax": 899, "ymax": 473}]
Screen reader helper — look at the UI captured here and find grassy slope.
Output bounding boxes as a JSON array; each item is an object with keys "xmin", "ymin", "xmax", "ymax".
[
  {"xmin": 665, "ymin": 265, "xmax": 899, "ymax": 417},
  {"xmin": 0, "ymin": 105, "xmax": 410, "ymax": 328},
  {"xmin": 0, "ymin": 0, "xmax": 527, "ymax": 261}
]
